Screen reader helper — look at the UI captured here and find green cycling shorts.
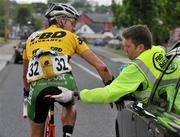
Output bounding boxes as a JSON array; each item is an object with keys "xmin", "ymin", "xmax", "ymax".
[{"xmin": 27, "ymin": 72, "xmax": 77, "ymax": 123}]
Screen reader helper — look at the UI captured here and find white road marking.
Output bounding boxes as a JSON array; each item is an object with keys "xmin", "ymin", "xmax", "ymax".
[
  {"xmin": 110, "ymin": 58, "xmax": 130, "ymax": 63},
  {"xmin": 71, "ymin": 60, "xmax": 101, "ymax": 80}
]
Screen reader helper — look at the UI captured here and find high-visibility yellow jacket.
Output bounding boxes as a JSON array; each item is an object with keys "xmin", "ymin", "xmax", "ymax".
[{"xmin": 80, "ymin": 46, "xmax": 180, "ymax": 113}]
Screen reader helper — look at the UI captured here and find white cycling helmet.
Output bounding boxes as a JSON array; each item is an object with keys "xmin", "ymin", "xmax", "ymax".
[{"xmin": 45, "ymin": 3, "xmax": 79, "ymax": 21}]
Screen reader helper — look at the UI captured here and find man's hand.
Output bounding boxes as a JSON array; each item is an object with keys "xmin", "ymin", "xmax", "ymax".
[
  {"xmin": 115, "ymin": 99, "xmax": 125, "ymax": 111},
  {"xmin": 51, "ymin": 87, "xmax": 73, "ymax": 103}
]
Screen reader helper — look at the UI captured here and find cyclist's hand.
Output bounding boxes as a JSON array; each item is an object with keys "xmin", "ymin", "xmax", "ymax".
[
  {"xmin": 23, "ymin": 88, "xmax": 29, "ymax": 98},
  {"xmin": 51, "ymin": 87, "xmax": 73, "ymax": 103}
]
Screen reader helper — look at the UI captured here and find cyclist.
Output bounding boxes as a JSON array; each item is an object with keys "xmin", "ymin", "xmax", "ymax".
[
  {"xmin": 23, "ymin": 3, "xmax": 113, "ymax": 137},
  {"xmin": 51, "ymin": 25, "xmax": 180, "ymax": 112}
]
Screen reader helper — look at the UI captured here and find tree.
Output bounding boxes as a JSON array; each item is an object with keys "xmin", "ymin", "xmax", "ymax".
[
  {"xmin": 31, "ymin": 3, "xmax": 47, "ymax": 14},
  {"xmin": 111, "ymin": 0, "xmax": 178, "ymax": 45},
  {"xmin": 16, "ymin": 4, "xmax": 32, "ymax": 26},
  {"xmin": 0, "ymin": 0, "xmax": 5, "ymax": 36},
  {"xmin": 47, "ymin": 0, "xmax": 69, "ymax": 4}
]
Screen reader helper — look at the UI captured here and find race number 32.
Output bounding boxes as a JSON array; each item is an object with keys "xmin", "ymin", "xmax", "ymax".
[
  {"xmin": 27, "ymin": 59, "xmax": 43, "ymax": 82},
  {"xmin": 54, "ymin": 57, "xmax": 69, "ymax": 71},
  {"xmin": 53, "ymin": 56, "xmax": 71, "ymax": 74},
  {"xmin": 28, "ymin": 61, "xmax": 40, "ymax": 77}
]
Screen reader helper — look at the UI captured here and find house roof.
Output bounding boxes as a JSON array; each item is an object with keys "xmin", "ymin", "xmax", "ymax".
[
  {"xmin": 76, "ymin": 22, "xmax": 104, "ymax": 33},
  {"xmin": 86, "ymin": 13, "xmax": 112, "ymax": 23},
  {"xmin": 88, "ymin": 23, "xmax": 104, "ymax": 33}
]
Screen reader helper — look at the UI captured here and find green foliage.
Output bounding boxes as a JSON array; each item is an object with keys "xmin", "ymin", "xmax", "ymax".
[
  {"xmin": 0, "ymin": 16, "xmax": 4, "ymax": 36},
  {"xmin": 16, "ymin": 4, "xmax": 32, "ymax": 26},
  {"xmin": 0, "ymin": 0, "xmax": 5, "ymax": 15},
  {"xmin": 31, "ymin": 3, "xmax": 47, "ymax": 14},
  {"xmin": 94, "ymin": 5, "xmax": 111, "ymax": 13},
  {"xmin": 0, "ymin": 0, "xmax": 5, "ymax": 36},
  {"xmin": 47, "ymin": 0, "xmax": 69, "ymax": 4},
  {"xmin": 112, "ymin": 0, "xmax": 180, "ymax": 45},
  {"xmin": 31, "ymin": 16, "xmax": 42, "ymax": 30}
]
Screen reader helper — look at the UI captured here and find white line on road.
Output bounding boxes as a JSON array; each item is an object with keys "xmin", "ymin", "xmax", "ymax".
[{"xmin": 71, "ymin": 60, "xmax": 101, "ymax": 80}]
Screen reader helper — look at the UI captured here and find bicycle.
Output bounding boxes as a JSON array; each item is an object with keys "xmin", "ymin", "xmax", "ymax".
[
  {"xmin": 44, "ymin": 96, "xmax": 55, "ymax": 137},
  {"xmin": 23, "ymin": 95, "xmax": 56, "ymax": 137}
]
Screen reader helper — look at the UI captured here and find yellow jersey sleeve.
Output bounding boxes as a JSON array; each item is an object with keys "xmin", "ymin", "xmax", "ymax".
[
  {"xmin": 23, "ymin": 40, "xmax": 29, "ymax": 60},
  {"xmin": 73, "ymin": 34, "xmax": 90, "ymax": 54}
]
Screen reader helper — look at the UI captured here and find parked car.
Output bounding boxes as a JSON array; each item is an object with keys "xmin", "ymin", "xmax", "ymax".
[
  {"xmin": 14, "ymin": 40, "xmax": 26, "ymax": 63},
  {"xmin": 94, "ymin": 39, "xmax": 105, "ymax": 46},
  {"xmin": 107, "ymin": 39, "xmax": 122, "ymax": 49},
  {"xmin": 115, "ymin": 40, "xmax": 180, "ymax": 137}
]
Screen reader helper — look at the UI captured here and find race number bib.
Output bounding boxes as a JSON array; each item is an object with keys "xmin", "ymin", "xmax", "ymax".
[
  {"xmin": 27, "ymin": 55, "xmax": 71, "ymax": 82},
  {"xmin": 52, "ymin": 55, "xmax": 72, "ymax": 75},
  {"xmin": 27, "ymin": 59, "xmax": 43, "ymax": 82}
]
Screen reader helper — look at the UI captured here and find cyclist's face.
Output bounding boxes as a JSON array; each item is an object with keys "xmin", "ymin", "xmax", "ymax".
[
  {"xmin": 63, "ymin": 17, "xmax": 77, "ymax": 33},
  {"xmin": 122, "ymin": 38, "xmax": 144, "ymax": 60}
]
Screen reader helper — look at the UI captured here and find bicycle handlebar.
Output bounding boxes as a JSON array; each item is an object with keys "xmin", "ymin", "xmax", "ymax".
[{"xmin": 23, "ymin": 97, "xmax": 28, "ymax": 118}]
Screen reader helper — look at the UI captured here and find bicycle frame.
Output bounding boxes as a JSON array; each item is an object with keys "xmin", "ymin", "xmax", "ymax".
[
  {"xmin": 44, "ymin": 97, "xmax": 55, "ymax": 137},
  {"xmin": 23, "ymin": 96, "xmax": 56, "ymax": 137}
]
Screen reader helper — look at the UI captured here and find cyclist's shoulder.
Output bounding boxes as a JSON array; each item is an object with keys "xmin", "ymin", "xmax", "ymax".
[{"xmin": 27, "ymin": 30, "xmax": 43, "ymax": 41}]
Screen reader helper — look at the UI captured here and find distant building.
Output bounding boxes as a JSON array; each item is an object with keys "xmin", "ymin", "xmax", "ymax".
[{"xmin": 78, "ymin": 13, "xmax": 113, "ymax": 32}]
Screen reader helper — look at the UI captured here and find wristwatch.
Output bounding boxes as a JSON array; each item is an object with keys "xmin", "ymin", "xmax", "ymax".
[
  {"xmin": 74, "ymin": 92, "xmax": 80, "ymax": 100},
  {"xmin": 103, "ymin": 76, "xmax": 115, "ymax": 86}
]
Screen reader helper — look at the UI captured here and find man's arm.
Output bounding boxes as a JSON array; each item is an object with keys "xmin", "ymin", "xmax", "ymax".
[
  {"xmin": 52, "ymin": 64, "xmax": 147, "ymax": 104},
  {"xmin": 80, "ymin": 49, "xmax": 113, "ymax": 83}
]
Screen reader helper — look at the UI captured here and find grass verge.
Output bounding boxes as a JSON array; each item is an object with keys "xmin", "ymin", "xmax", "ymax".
[
  {"xmin": 103, "ymin": 47, "xmax": 127, "ymax": 57},
  {"xmin": 0, "ymin": 37, "xmax": 9, "ymax": 46}
]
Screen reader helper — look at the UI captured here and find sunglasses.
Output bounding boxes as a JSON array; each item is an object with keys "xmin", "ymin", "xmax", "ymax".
[{"xmin": 67, "ymin": 17, "xmax": 77, "ymax": 26}]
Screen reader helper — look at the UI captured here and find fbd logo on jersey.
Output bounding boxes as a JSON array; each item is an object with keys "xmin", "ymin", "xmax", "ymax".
[
  {"xmin": 39, "ymin": 31, "xmax": 66, "ymax": 39},
  {"xmin": 153, "ymin": 52, "xmax": 177, "ymax": 74},
  {"xmin": 30, "ymin": 31, "xmax": 67, "ymax": 45}
]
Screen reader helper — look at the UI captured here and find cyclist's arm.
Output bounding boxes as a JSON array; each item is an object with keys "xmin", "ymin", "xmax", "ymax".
[
  {"xmin": 22, "ymin": 47, "xmax": 30, "ymax": 91},
  {"xmin": 23, "ymin": 59, "xmax": 29, "ymax": 91},
  {"xmin": 80, "ymin": 49, "xmax": 113, "ymax": 81}
]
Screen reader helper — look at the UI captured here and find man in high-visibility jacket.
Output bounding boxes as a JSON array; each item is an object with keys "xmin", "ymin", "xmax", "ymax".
[{"xmin": 51, "ymin": 24, "xmax": 180, "ymax": 113}]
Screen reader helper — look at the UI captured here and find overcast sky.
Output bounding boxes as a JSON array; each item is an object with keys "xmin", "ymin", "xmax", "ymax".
[{"xmin": 14, "ymin": 0, "xmax": 112, "ymax": 6}]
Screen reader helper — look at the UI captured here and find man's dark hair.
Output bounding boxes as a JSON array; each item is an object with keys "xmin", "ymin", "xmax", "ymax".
[{"xmin": 122, "ymin": 25, "xmax": 152, "ymax": 50}]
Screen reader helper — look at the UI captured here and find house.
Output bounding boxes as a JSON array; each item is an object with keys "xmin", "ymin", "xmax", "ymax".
[
  {"xmin": 78, "ymin": 13, "xmax": 113, "ymax": 32},
  {"xmin": 76, "ymin": 13, "xmax": 114, "ymax": 45}
]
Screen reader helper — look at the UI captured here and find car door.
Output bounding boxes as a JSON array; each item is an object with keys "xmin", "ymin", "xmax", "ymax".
[
  {"xmin": 116, "ymin": 109, "xmax": 137, "ymax": 137},
  {"xmin": 116, "ymin": 41, "xmax": 180, "ymax": 137}
]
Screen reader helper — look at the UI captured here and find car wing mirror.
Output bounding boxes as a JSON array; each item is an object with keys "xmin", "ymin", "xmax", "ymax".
[
  {"xmin": 132, "ymin": 102, "xmax": 156, "ymax": 118},
  {"xmin": 166, "ymin": 40, "xmax": 180, "ymax": 57}
]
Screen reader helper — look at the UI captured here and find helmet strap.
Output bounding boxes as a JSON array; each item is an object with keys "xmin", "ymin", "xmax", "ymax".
[{"xmin": 55, "ymin": 16, "xmax": 68, "ymax": 29}]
